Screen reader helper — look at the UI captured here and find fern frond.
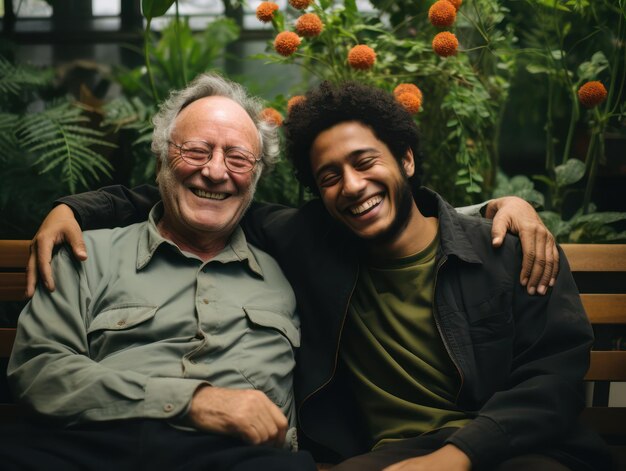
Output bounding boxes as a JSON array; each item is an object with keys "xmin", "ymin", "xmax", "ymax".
[
  {"xmin": 0, "ymin": 57, "xmax": 54, "ymax": 97},
  {"xmin": 16, "ymin": 101, "xmax": 115, "ymax": 193},
  {"xmin": 0, "ymin": 112, "xmax": 19, "ymax": 162},
  {"xmin": 102, "ymin": 96, "xmax": 153, "ymax": 132}
]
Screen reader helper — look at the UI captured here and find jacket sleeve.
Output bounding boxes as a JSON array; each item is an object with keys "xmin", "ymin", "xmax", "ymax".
[
  {"xmin": 7, "ymin": 248, "xmax": 206, "ymax": 425},
  {"xmin": 56, "ymin": 184, "xmax": 160, "ymax": 230},
  {"xmin": 446, "ymin": 246, "xmax": 593, "ymax": 468}
]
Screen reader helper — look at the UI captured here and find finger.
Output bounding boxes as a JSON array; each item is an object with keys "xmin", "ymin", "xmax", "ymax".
[
  {"xmin": 550, "ymin": 244, "xmax": 560, "ymax": 287},
  {"xmin": 526, "ymin": 232, "xmax": 547, "ymax": 295},
  {"xmin": 35, "ymin": 238, "xmax": 56, "ymax": 292},
  {"xmin": 66, "ymin": 229, "xmax": 88, "ymax": 261},
  {"xmin": 518, "ymin": 230, "xmax": 536, "ymax": 288},
  {"xmin": 536, "ymin": 240, "xmax": 555, "ymax": 295},
  {"xmin": 267, "ymin": 406, "xmax": 288, "ymax": 447},
  {"xmin": 490, "ymin": 214, "xmax": 508, "ymax": 247},
  {"xmin": 25, "ymin": 245, "xmax": 39, "ymax": 298}
]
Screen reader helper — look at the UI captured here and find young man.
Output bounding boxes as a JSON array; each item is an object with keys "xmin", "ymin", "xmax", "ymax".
[{"xmin": 272, "ymin": 81, "xmax": 608, "ymax": 470}]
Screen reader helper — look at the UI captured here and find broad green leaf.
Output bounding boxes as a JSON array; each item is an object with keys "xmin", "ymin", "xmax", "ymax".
[
  {"xmin": 555, "ymin": 159, "xmax": 585, "ymax": 187},
  {"xmin": 142, "ymin": 0, "xmax": 175, "ymax": 20}
]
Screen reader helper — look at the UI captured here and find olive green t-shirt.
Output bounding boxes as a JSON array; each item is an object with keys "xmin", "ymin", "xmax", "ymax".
[{"xmin": 340, "ymin": 233, "xmax": 469, "ymax": 448}]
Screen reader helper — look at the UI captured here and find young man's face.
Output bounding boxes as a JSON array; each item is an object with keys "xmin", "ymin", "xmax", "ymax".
[{"xmin": 309, "ymin": 120, "xmax": 416, "ymax": 242}]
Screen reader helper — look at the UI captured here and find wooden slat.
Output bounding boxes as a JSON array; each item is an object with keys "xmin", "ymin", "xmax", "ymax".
[
  {"xmin": 0, "ymin": 273, "xmax": 27, "ymax": 301},
  {"xmin": 562, "ymin": 244, "xmax": 626, "ymax": 272},
  {"xmin": 586, "ymin": 351, "xmax": 626, "ymax": 381},
  {"xmin": 0, "ymin": 240, "xmax": 29, "ymax": 269},
  {"xmin": 581, "ymin": 294, "xmax": 626, "ymax": 324},
  {"xmin": 0, "ymin": 328, "xmax": 16, "ymax": 358}
]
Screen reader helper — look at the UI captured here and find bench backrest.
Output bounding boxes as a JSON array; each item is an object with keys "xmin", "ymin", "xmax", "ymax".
[{"xmin": 0, "ymin": 240, "xmax": 625, "ymax": 465}]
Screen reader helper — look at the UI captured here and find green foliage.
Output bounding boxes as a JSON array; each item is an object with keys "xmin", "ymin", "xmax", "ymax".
[
  {"xmin": 17, "ymin": 102, "xmax": 114, "ymax": 193},
  {"xmin": 495, "ymin": 169, "xmax": 626, "ymax": 243},
  {"xmin": 540, "ymin": 207, "xmax": 626, "ymax": 243},
  {"xmin": 137, "ymin": 16, "xmax": 239, "ymax": 100},
  {"xmin": 255, "ymin": 0, "xmax": 517, "ymax": 204},
  {"xmin": 0, "ymin": 57, "xmax": 54, "ymax": 106},
  {"xmin": 0, "ymin": 55, "xmax": 116, "ymax": 236}
]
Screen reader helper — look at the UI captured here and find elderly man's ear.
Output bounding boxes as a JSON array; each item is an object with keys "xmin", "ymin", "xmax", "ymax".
[{"xmin": 155, "ymin": 157, "xmax": 162, "ymax": 183}]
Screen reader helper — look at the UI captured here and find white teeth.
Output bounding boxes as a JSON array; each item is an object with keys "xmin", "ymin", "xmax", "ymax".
[
  {"xmin": 192, "ymin": 189, "xmax": 227, "ymax": 200},
  {"xmin": 350, "ymin": 195, "xmax": 382, "ymax": 215}
]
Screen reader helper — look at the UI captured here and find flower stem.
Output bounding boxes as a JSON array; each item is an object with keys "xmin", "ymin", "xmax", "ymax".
[
  {"xmin": 174, "ymin": 1, "xmax": 187, "ymax": 86},
  {"xmin": 144, "ymin": 18, "xmax": 160, "ymax": 103}
]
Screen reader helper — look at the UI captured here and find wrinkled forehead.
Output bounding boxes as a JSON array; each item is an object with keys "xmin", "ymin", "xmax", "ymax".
[{"xmin": 173, "ymin": 96, "xmax": 260, "ymax": 151}]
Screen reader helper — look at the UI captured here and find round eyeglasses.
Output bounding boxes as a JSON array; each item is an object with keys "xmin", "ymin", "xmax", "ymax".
[{"xmin": 168, "ymin": 140, "xmax": 260, "ymax": 174}]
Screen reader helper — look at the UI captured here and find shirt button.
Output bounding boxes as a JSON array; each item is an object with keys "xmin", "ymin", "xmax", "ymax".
[
  {"xmin": 164, "ymin": 403, "xmax": 174, "ymax": 412},
  {"xmin": 202, "ymin": 299, "xmax": 209, "ymax": 304}
]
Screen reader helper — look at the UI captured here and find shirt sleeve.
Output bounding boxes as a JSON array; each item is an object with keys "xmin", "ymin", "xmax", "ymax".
[
  {"xmin": 444, "ymin": 245, "xmax": 594, "ymax": 468},
  {"xmin": 56, "ymin": 184, "xmax": 159, "ymax": 230},
  {"xmin": 7, "ymin": 248, "xmax": 207, "ymax": 425}
]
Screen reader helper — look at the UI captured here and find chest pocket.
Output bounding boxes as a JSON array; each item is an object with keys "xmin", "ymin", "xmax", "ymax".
[
  {"xmin": 87, "ymin": 304, "xmax": 158, "ymax": 361},
  {"xmin": 238, "ymin": 306, "xmax": 300, "ymax": 408}
]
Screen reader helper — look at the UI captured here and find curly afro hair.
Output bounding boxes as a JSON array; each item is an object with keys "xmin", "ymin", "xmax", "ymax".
[{"xmin": 284, "ymin": 81, "xmax": 422, "ymax": 196}]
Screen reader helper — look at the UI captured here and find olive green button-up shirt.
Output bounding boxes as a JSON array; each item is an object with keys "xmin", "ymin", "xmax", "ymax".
[{"xmin": 8, "ymin": 204, "xmax": 299, "ymax": 429}]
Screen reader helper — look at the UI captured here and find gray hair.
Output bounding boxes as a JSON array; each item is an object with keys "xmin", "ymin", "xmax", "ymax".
[{"xmin": 151, "ymin": 72, "xmax": 279, "ymax": 173}]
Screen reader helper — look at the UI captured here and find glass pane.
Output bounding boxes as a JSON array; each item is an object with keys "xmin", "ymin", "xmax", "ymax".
[
  {"xmin": 12, "ymin": 0, "xmax": 52, "ymax": 17},
  {"xmin": 165, "ymin": 0, "xmax": 224, "ymax": 15},
  {"xmin": 93, "ymin": 0, "xmax": 120, "ymax": 16}
]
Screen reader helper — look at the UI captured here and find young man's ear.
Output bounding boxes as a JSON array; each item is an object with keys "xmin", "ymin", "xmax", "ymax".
[{"xmin": 402, "ymin": 149, "xmax": 415, "ymax": 177}]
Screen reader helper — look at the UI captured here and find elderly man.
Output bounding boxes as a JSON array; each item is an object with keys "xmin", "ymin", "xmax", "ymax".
[{"xmin": 2, "ymin": 74, "xmax": 316, "ymax": 471}]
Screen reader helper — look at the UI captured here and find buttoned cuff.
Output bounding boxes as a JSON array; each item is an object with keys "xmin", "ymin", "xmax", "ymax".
[{"xmin": 144, "ymin": 378, "xmax": 208, "ymax": 419}]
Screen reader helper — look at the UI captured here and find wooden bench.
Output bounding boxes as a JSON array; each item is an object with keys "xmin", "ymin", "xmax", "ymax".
[{"xmin": 1, "ymin": 240, "xmax": 625, "ymax": 467}]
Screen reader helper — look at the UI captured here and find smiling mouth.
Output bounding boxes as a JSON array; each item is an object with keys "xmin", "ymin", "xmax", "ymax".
[
  {"xmin": 191, "ymin": 188, "xmax": 228, "ymax": 200},
  {"xmin": 348, "ymin": 195, "xmax": 383, "ymax": 216}
]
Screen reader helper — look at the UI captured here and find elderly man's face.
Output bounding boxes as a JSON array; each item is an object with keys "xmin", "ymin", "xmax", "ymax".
[{"xmin": 157, "ymin": 96, "xmax": 261, "ymax": 245}]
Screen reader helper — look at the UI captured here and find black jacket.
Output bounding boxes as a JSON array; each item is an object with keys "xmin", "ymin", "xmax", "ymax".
[{"xmin": 59, "ymin": 185, "xmax": 609, "ymax": 470}]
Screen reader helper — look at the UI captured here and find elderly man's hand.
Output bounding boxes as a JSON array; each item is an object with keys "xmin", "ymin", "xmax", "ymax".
[
  {"xmin": 486, "ymin": 196, "xmax": 559, "ymax": 295},
  {"xmin": 188, "ymin": 386, "xmax": 288, "ymax": 448},
  {"xmin": 26, "ymin": 204, "xmax": 87, "ymax": 297},
  {"xmin": 382, "ymin": 444, "xmax": 471, "ymax": 471}
]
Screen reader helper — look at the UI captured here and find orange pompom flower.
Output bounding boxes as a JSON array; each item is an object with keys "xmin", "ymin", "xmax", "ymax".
[
  {"xmin": 396, "ymin": 92, "xmax": 422, "ymax": 114},
  {"xmin": 295, "ymin": 13, "xmax": 323, "ymax": 37},
  {"xmin": 287, "ymin": 95, "xmax": 306, "ymax": 113},
  {"xmin": 347, "ymin": 45, "xmax": 376, "ymax": 70},
  {"xmin": 578, "ymin": 81, "xmax": 608, "ymax": 108},
  {"xmin": 432, "ymin": 32, "xmax": 458, "ymax": 57},
  {"xmin": 289, "ymin": 0, "xmax": 312, "ymax": 9},
  {"xmin": 261, "ymin": 107, "xmax": 283, "ymax": 126},
  {"xmin": 393, "ymin": 83, "xmax": 423, "ymax": 103},
  {"xmin": 428, "ymin": 0, "xmax": 456, "ymax": 28},
  {"xmin": 256, "ymin": 2, "xmax": 279, "ymax": 23},
  {"xmin": 444, "ymin": 0, "xmax": 462, "ymax": 11},
  {"xmin": 274, "ymin": 31, "xmax": 301, "ymax": 57}
]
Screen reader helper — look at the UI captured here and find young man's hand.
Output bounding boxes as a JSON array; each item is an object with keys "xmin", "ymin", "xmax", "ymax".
[
  {"xmin": 188, "ymin": 385, "xmax": 288, "ymax": 448},
  {"xmin": 382, "ymin": 444, "xmax": 471, "ymax": 471},
  {"xmin": 486, "ymin": 196, "xmax": 559, "ymax": 295},
  {"xmin": 26, "ymin": 204, "xmax": 86, "ymax": 297}
]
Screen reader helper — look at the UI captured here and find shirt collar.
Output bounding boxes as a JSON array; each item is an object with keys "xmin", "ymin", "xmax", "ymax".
[{"xmin": 136, "ymin": 202, "xmax": 264, "ymax": 277}]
